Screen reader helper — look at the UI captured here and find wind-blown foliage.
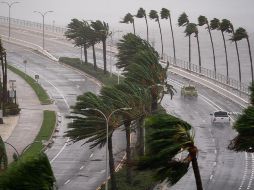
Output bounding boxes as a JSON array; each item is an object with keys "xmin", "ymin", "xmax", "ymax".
[
  {"xmin": 0, "ymin": 136, "xmax": 7, "ymax": 172},
  {"xmin": 229, "ymin": 84, "xmax": 254, "ymax": 152},
  {"xmin": 137, "ymin": 114, "xmax": 203, "ymax": 189},
  {"xmin": 0, "ymin": 153, "xmax": 55, "ymax": 189},
  {"xmin": 136, "ymin": 8, "xmax": 149, "ymax": 41}
]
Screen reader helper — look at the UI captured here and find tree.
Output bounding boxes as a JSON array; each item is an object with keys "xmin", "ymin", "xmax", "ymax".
[
  {"xmin": 91, "ymin": 20, "xmax": 110, "ymax": 74},
  {"xmin": 198, "ymin": 15, "xmax": 216, "ymax": 76},
  {"xmin": 120, "ymin": 13, "xmax": 136, "ymax": 35},
  {"xmin": 0, "ymin": 136, "xmax": 7, "ymax": 172},
  {"xmin": 229, "ymin": 84, "xmax": 254, "ymax": 152},
  {"xmin": 228, "ymin": 22, "xmax": 242, "ymax": 84},
  {"xmin": 65, "ymin": 92, "xmax": 122, "ymax": 190},
  {"xmin": 231, "ymin": 27, "xmax": 254, "ymax": 83},
  {"xmin": 136, "ymin": 8, "xmax": 149, "ymax": 41},
  {"xmin": 185, "ymin": 23, "xmax": 201, "ymax": 73},
  {"xmin": 65, "ymin": 18, "xmax": 90, "ymax": 63},
  {"xmin": 178, "ymin": 12, "xmax": 190, "ymax": 68},
  {"xmin": 161, "ymin": 8, "xmax": 176, "ymax": 64},
  {"xmin": 0, "ymin": 153, "xmax": 55, "ymax": 189},
  {"xmin": 149, "ymin": 10, "xmax": 164, "ymax": 58},
  {"xmin": 137, "ymin": 114, "xmax": 203, "ymax": 190}
]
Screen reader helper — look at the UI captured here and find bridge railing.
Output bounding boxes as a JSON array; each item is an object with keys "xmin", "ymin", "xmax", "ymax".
[
  {"xmin": 162, "ymin": 55, "xmax": 251, "ymax": 95},
  {"xmin": 0, "ymin": 16, "xmax": 67, "ymax": 34}
]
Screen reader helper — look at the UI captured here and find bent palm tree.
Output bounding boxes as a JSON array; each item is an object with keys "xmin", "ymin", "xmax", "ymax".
[
  {"xmin": 178, "ymin": 12, "xmax": 190, "ymax": 67},
  {"xmin": 231, "ymin": 27, "xmax": 254, "ymax": 83},
  {"xmin": 138, "ymin": 114, "xmax": 203, "ymax": 190},
  {"xmin": 136, "ymin": 8, "xmax": 149, "ymax": 41},
  {"xmin": 120, "ymin": 13, "xmax": 136, "ymax": 35},
  {"xmin": 161, "ymin": 8, "xmax": 176, "ymax": 64},
  {"xmin": 198, "ymin": 15, "xmax": 216, "ymax": 76},
  {"xmin": 91, "ymin": 20, "xmax": 110, "ymax": 74},
  {"xmin": 149, "ymin": 10, "xmax": 164, "ymax": 58}
]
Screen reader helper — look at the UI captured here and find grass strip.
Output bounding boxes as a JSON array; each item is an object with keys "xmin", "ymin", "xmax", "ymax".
[
  {"xmin": 7, "ymin": 64, "xmax": 51, "ymax": 105},
  {"xmin": 22, "ymin": 110, "xmax": 56, "ymax": 158},
  {"xmin": 59, "ymin": 57, "xmax": 124, "ymax": 86}
]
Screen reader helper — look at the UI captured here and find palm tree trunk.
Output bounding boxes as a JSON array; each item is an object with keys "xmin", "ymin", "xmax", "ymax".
[
  {"xmin": 190, "ymin": 146, "xmax": 203, "ymax": 190},
  {"xmin": 132, "ymin": 21, "xmax": 136, "ymax": 35},
  {"xmin": 124, "ymin": 121, "xmax": 132, "ymax": 184},
  {"xmin": 102, "ymin": 40, "xmax": 107, "ymax": 74},
  {"xmin": 246, "ymin": 37, "xmax": 254, "ymax": 83},
  {"xmin": 196, "ymin": 35, "xmax": 201, "ymax": 73},
  {"xmin": 108, "ymin": 135, "xmax": 117, "ymax": 190},
  {"xmin": 83, "ymin": 44, "xmax": 88, "ymax": 63},
  {"xmin": 144, "ymin": 16, "xmax": 149, "ymax": 42},
  {"xmin": 157, "ymin": 20, "xmax": 164, "ymax": 59},
  {"xmin": 221, "ymin": 31, "xmax": 229, "ymax": 83},
  {"xmin": 92, "ymin": 44, "xmax": 97, "ymax": 70},
  {"xmin": 234, "ymin": 40, "xmax": 241, "ymax": 84},
  {"xmin": 137, "ymin": 116, "xmax": 145, "ymax": 156},
  {"xmin": 169, "ymin": 16, "xmax": 176, "ymax": 65},
  {"xmin": 207, "ymin": 25, "xmax": 216, "ymax": 78},
  {"xmin": 189, "ymin": 35, "xmax": 191, "ymax": 70}
]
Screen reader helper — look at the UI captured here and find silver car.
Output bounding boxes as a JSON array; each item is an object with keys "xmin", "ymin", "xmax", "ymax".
[{"xmin": 210, "ymin": 111, "xmax": 230, "ymax": 125}]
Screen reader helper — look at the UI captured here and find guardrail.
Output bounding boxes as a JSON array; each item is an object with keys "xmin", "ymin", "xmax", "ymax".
[
  {"xmin": 0, "ymin": 16, "xmax": 67, "ymax": 34},
  {"xmin": 162, "ymin": 55, "xmax": 250, "ymax": 95}
]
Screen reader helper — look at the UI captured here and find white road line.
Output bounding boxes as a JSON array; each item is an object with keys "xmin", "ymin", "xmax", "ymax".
[
  {"xmin": 80, "ymin": 165, "xmax": 84, "ymax": 170},
  {"xmin": 64, "ymin": 179, "xmax": 71, "ymax": 185},
  {"xmin": 50, "ymin": 137, "xmax": 70, "ymax": 163},
  {"xmin": 90, "ymin": 153, "xmax": 94, "ymax": 158}
]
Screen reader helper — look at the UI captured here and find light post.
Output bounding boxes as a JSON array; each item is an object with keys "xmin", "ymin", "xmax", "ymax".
[
  {"xmin": 33, "ymin": 10, "xmax": 53, "ymax": 50},
  {"xmin": 0, "ymin": 1, "xmax": 19, "ymax": 39},
  {"xmin": 83, "ymin": 107, "xmax": 131, "ymax": 190}
]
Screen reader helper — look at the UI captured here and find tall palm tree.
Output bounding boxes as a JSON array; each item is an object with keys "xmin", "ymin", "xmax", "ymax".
[
  {"xmin": 120, "ymin": 13, "xmax": 136, "ymax": 35},
  {"xmin": 178, "ymin": 12, "xmax": 190, "ymax": 68},
  {"xmin": 65, "ymin": 92, "xmax": 120, "ymax": 190},
  {"xmin": 231, "ymin": 27, "xmax": 254, "ymax": 83},
  {"xmin": 184, "ymin": 23, "xmax": 199, "ymax": 71},
  {"xmin": 65, "ymin": 18, "xmax": 90, "ymax": 63},
  {"xmin": 0, "ymin": 40, "xmax": 7, "ymax": 117},
  {"xmin": 136, "ymin": 8, "xmax": 149, "ymax": 41},
  {"xmin": 229, "ymin": 84, "xmax": 254, "ymax": 152},
  {"xmin": 91, "ymin": 20, "xmax": 110, "ymax": 74},
  {"xmin": 149, "ymin": 10, "xmax": 164, "ymax": 58},
  {"xmin": 198, "ymin": 15, "xmax": 216, "ymax": 76},
  {"xmin": 138, "ymin": 114, "xmax": 203, "ymax": 190},
  {"xmin": 161, "ymin": 8, "xmax": 176, "ymax": 65}
]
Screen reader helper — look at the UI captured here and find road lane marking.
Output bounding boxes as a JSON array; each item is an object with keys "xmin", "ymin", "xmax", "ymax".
[
  {"xmin": 80, "ymin": 166, "xmax": 84, "ymax": 170},
  {"xmin": 64, "ymin": 179, "xmax": 71, "ymax": 185},
  {"xmin": 50, "ymin": 138, "xmax": 70, "ymax": 163}
]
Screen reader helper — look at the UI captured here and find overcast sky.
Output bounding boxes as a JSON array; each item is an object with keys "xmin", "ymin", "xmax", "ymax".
[{"xmin": 0, "ymin": 0, "xmax": 253, "ymax": 32}]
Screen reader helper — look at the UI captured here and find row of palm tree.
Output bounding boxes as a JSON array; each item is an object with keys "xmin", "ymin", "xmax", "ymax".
[
  {"xmin": 65, "ymin": 19, "xmax": 110, "ymax": 74},
  {"xmin": 121, "ymin": 9, "xmax": 253, "ymax": 84},
  {"xmin": 65, "ymin": 33, "xmax": 203, "ymax": 190}
]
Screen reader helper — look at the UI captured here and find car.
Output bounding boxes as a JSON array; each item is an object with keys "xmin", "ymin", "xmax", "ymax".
[
  {"xmin": 210, "ymin": 111, "xmax": 230, "ymax": 125},
  {"xmin": 181, "ymin": 85, "xmax": 198, "ymax": 97}
]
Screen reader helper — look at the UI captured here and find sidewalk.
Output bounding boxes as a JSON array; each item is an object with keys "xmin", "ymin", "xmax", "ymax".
[{"xmin": 0, "ymin": 70, "xmax": 55, "ymax": 161}]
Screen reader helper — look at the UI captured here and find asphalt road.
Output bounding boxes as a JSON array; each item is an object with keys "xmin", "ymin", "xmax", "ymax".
[{"xmin": 1, "ymin": 25, "xmax": 254, "ymax": 190}]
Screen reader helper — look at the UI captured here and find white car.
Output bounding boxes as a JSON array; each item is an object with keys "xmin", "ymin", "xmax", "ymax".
[{"xmin": 210, "ymin": 111, "xmax": 230, "ymax": 125}]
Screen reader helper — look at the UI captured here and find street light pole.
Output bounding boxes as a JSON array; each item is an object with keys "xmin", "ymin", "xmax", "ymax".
[
  {"xmin": 1, "ymin": 1, "xmax": 19, "ymax": 39},
  {"xmin": 83, "ymin": 107, "xmax": 131, "ymax": 190},
  {"xmin": 33, "ymin": 10, "xmax": 53, "ymax": 50}
]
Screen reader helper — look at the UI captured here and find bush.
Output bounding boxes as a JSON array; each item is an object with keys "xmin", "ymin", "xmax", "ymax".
[{"xmin": 4, "ymin": 102, "xmax": 20, "ymax": 116}]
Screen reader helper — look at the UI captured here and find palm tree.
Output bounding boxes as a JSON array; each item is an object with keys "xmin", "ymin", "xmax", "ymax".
[
  {"xmin": 198, "ymin": 15, "xmax": 216, "ymax": 76},
  {"xmin": 149, "ymin": 10, "xmax": 164, "ymax": 58},
  {"xmin": 161, "ymin": 8, "xmax": 176, "ymax": 65},
  {"xmin": 184, "ymin": 23, "xmax": 200, "ymax": 71},
  {"xmin": 231, "ymin": 27, "xmax": 254, "ymax": 83},
  {"xmin": 229, "ymin": 23, "xmax": 242, "ymax": 85},
  {"xmin": 91, "ymin": 20, "xmax": 110, "ymax": 74},
  {"xmin": 65, "ymin": 18, "xmax": 90, "ymax": 63},
  {"xmin": 120, "ymin": 13, "xmax": 136, "ymax": 35},
  {"xmin": 178, "ymin": 12, "xmax": 190, "ymax": 68},
  {"xmin": 229, "ymin": 84, "xmax": 254, "ymax": 152},
  {"xmin": 0, "ymin": 40, "xmax": 7, "ymax": 118},
  {"xmin": 136, "ymin": 8, "xmax": 149, "ymax": 41},
  {"xmin": 65, "ymin": 92, "xmax": 121, "ymax": 190},
  {"xmin": 0, "ymin": 136, "xmax": 7, "ymax": 172},
  {"xmin": 137, "ymin": 114, "xmax": 203, "ymax": 190}
]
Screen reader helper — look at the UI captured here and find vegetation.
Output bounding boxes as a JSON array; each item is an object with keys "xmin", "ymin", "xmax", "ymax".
[
  {"xmin": 120, "ymin": 13, "xmax": 136, "ymax": 35},
  {"xmin": 0, "ymin": 152, "xmax": 55, "ymax": 189},
  {"xmin": 7, "ymin": 65, "xmax": 51, "ymax": 105},
  {"xmin": 136, "ymin": 8, "xmax": 149, "ymax": 41},
  {"xmin": 0, "ymin": 136, "xmax": 7, "ymax": 172}
]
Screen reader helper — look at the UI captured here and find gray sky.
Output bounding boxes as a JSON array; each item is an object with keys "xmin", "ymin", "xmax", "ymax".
[{"xmin": 0, "ymin": 0, "xmax": 253, "ymax": 32}]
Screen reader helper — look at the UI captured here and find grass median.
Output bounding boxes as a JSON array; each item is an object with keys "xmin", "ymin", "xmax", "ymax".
[{"xmin": 8, "ymin": 64, "xmax": 51, "ymax": 105}]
